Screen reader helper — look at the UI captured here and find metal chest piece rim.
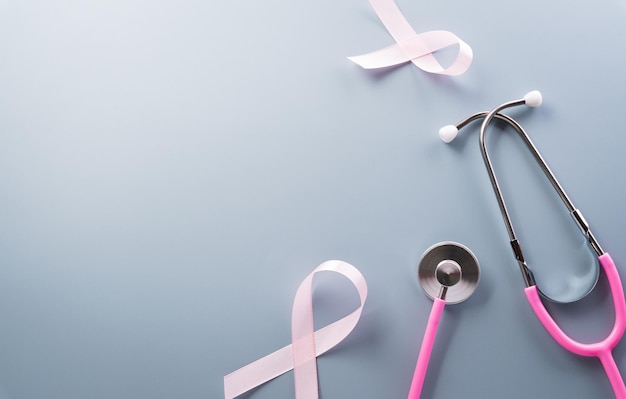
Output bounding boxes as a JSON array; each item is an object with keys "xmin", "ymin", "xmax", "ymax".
[{"xmin": 418, "ymin": 241, "xmax": 480, "ymax": 304}]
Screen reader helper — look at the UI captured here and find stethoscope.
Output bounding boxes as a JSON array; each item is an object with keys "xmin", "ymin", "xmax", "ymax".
[{"xmin": 438, "ymin": 91, "xmax": 626, "ymax": 397}]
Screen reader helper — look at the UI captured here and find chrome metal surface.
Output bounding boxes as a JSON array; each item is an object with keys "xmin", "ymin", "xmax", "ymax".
[
  {"xmin": 436, "ymin": 260, "xmax": 462, "ymax": 287},
  {"xmin": 418, "ymin": 242, "xmax": 480, "ymax": 304},
  {"xmin": 453, "ymin": 107, "xmax": 602, "ymax": 302},
  {"xmin": 478, "ymin": 104, "xmax": 604, "ymax": 258}
]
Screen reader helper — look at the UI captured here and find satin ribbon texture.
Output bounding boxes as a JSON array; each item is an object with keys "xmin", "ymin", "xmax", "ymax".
[
  {"xmin": 348, "ymin": 0, "xmax": 473, "ymax": 75},
  {"xmin": 223, "ymin": 260, "xmax": 368, "ymax": 399}
]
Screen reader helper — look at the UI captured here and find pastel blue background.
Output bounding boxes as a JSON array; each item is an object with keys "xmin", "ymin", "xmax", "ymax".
[{"xmin": 1, "ymin": 0, "xmax": 626, "ymax": 398}]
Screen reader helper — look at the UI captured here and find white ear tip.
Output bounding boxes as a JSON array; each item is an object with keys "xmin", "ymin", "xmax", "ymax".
[
  {"xmin": 439, "ymin": 125, "xmax": 458, "ymax": 143},
  {"xmin": 524, "ymin": 90, "xmax": 542, "ymax": 107}
]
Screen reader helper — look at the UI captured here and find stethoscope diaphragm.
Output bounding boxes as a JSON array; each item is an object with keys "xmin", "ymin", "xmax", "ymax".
[{"xmin": 418, "ymin": 241, "xmax": 480, "ymax": 304}]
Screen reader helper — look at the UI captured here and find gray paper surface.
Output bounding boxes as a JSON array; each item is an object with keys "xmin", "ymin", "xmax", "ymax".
[{"xmin": 1, "ymin": 0, "xmax": 626, "ymax": 398}]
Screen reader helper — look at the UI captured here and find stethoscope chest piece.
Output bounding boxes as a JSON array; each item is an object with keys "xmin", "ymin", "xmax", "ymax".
[
  {"xmin": 418, "ymin": 241, "xmax": 480, "ymax": 304},
  {"xmin": 408, "ymin": 241, "xmax": 480, "ymax": 398}
]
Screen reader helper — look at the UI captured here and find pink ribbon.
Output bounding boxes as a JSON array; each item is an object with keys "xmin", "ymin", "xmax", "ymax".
[
  {"xmin": 223, "ymin": 260, "xmax": 368, "ymax": 399},
  {"xmin": 348, "ymin": 0, "xmax": 473, "ymax": 75}
]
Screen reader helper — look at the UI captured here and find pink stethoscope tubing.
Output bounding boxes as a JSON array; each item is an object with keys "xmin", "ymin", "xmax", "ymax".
[
  {"xmin": 526, "ymin": 253, "xmax": 626, "ymax": 397},
  {"xmin": 407, "ymin": 298, "xmax": 445, "ymax": 399}
]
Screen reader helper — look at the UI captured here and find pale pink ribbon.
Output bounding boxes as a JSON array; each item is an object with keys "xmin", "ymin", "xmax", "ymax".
[
  {"xmin": 348, "ymin": 0, "xmax": 473, "ymax": 75},
  {"xmin": 223, "ymin": 260, "xmax": 368, "ymax": 399}
]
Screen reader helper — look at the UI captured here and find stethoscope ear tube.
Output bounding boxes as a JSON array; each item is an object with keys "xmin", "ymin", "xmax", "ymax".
[{"xmin": 452, "ymin": 95, "xmax": 602, "ymax": 303}]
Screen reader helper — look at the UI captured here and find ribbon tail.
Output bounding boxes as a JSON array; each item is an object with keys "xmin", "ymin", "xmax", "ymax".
[
  {"xmin": 368, "ymin": 0, "xmax": 419, "ymax": 42},
  {"xmin": 348, "ymin": 43, "xmax": 412, "ymax": 69},
  {"xmin": 292, "ymin": 269, "xmax": 319, "ymax": 399},
  {"xmin": 223, "ymin": 344, "xmax": 294, "ymax": 399}
]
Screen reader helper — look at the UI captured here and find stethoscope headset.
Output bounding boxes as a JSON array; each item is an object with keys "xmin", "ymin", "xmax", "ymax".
[{"xmin": 437, "ymin": 91, "xmax": 626, "ymax": 397}]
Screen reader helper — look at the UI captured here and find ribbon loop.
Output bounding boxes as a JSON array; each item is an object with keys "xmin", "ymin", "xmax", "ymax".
[
  {"xmin": 348, "ymin": 0, "xmax": 473, "ymax": 75},
  {"xmin": 223, "ymin": 260, "xmax": 368, "ymax": 399}
]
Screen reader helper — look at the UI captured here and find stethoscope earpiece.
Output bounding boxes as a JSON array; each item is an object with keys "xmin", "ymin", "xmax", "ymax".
[
  {"xmin": 438, "ymin": 125, "xmax": 458, "ymax": 143},
  {"xmin": 523, "ymin": 90, "xmax": 542, "ymax": 107},
  {"xmin": 438, "ymin": 90, "xmax": 542, "ymax": 144}
]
